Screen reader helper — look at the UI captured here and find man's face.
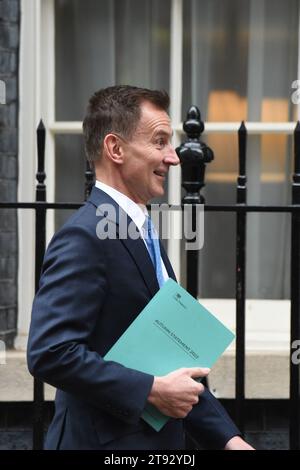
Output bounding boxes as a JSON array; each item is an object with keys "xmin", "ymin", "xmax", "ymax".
[{"xmin": 118, "ymin": 101, "xmax": 180, "ymax": 204}]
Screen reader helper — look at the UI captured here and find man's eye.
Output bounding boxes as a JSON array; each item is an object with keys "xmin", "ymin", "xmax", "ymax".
[{"xmin": 156, "ymin": 138, "xmax": 166, "ymax": 148}]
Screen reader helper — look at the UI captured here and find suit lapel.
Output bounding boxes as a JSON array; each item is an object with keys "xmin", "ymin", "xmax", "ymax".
[
  {"xmin": 88, "ymin": 186, "xmax": 160, "ymax": 297},
  {"xmin": 119, "ymin": 234, "xmax": 160, "ymax": 297}
]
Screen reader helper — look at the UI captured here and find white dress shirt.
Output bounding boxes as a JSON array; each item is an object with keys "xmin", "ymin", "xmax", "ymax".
[{"xmin": 95, "ymin": 180, "xmax": 169, "ymax": 281}]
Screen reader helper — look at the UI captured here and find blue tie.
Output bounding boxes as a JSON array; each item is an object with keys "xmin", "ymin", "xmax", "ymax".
[{"xmin": 144, "ymin": 216, "xmax": 165, "ymax": 288}]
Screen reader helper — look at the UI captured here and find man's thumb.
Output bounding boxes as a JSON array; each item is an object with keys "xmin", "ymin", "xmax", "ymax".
[{"xmin": 188, "ymin": 367, "xmax": 210, "ymax": 378}]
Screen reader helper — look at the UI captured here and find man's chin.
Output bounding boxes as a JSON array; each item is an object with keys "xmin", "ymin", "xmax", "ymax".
[{"xmin": 151, "ymin": 188, "xmax": 165, "ymax": 200}]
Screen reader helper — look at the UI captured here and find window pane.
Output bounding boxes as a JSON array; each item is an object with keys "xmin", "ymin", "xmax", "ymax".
[
  {"xmin": 55, "ymin": 135, "xmax": 86, "ymax": 230},
  {"xmin": 183, "ymin": 0, "xmax": 298, "ymax": 122},
  {"xmin": 55, "ymin": 0, "xmax": 171, "ymax": 121}
]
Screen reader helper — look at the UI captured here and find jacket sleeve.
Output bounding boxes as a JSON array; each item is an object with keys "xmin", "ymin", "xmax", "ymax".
[
  {"xmin": 27, "ymin": 222, "xmax": 154, "ymax": 425},
  {"xmin": 185, "ymin": 387, "xmax": 241, "ymax": 449}
]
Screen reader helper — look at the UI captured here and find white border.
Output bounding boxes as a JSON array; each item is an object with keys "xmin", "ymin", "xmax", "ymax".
[
  {"xmin": 40, "ymin": 0, "xmax": 55, "ymax": 243},
  {"xmin": 168, "ymin": 0, "xmax": 183, "ymax": 281},
  {"xmin": 49, "ymin": 121, "xmax": 300, "ymax": 135},
  {"xmin": 16, "ymin": 0, "xmax": 55, "ymax": 350},
  {"xmin": 16, "ymin": 0, "xmax": 41, "ymax": 350}
]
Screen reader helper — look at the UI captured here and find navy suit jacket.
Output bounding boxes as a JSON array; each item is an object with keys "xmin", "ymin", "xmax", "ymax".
[{"xmin": 27, "ymin": 186, "xmax": 240, "ymax": 450}]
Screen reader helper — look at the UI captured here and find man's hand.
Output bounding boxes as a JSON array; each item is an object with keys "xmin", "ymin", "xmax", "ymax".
[
  {"xmin": 147, "ymin": 367, "xmax": 210, "ymax": 418},
  {"xmin": 224, "ymin": 436, "xmax": 255, "ymax": 450}
]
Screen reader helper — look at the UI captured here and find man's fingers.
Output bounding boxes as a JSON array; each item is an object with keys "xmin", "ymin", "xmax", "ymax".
[{"xmin": 185, "ymin": 367, "xmax": 210, "ymax": 378}]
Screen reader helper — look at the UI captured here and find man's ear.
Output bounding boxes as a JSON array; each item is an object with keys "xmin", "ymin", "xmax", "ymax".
[{"xmin": 103, "ymin": 134, "xmax": 125, "ymax": 165}]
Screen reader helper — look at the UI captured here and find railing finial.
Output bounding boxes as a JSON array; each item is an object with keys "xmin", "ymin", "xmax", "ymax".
[{"xmin": 176, "ymin": 106, "xmax": 213, "ymax": 204}]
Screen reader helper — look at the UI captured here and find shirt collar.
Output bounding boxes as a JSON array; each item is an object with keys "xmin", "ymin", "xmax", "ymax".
[{"xmin": 95, "ymin": 180, "xmax": 148, "ymax": 231}]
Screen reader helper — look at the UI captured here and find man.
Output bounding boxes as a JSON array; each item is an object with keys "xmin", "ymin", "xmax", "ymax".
[{"xmin": 27, "ymin": 85, "xmax": 253, "ymax": 450}]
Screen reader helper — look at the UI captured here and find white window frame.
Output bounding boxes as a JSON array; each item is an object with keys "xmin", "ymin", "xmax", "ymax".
[
  {"xmin": 17, "ymin": 0, "xmax": 299, "ymax": 349},
  {"xmin": 17, "ymin": 0, "xmax": 55, "ymax": 349}
]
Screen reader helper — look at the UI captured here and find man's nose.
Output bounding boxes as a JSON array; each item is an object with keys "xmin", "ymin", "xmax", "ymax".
[{"xmin": 164, "ymin": 146, "xmax": 180, "ymax": 166}]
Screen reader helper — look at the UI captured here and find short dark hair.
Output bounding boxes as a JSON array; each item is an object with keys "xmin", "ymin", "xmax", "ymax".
[{"xmin": 82, "ymin": 85, "xmax": 170, "ymax": 162}]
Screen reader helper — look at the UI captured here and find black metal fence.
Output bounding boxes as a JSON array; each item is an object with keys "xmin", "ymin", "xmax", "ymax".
[
  {"xmin": 178, "ymin": 108, "xmax": 300, "ymax": 450},
  {"xmin": 1, "ymin": 108, "xmax": 300, "ymax": 450}
]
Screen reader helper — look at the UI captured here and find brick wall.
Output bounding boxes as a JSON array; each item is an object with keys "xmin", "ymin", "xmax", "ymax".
[{"xmin": 0, "ymin": 0, "xmax": 19, "ymax": 348}]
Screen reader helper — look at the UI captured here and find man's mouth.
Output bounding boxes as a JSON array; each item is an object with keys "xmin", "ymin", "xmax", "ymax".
[{"xmin": 153, "ymin": 170, "xmax": 167, "ymax": 178}]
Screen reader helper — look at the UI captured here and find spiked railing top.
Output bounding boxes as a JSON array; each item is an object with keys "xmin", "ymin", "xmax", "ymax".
[
  {"xmin": 36, "ymin": 119, "xmax": 46, "ymax": 185},
  {"xmin": 238, "ymin": 121, "xmax": 247, "ymax": 178}
]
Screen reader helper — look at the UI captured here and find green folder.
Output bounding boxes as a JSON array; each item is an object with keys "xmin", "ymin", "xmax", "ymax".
[{"xmin": 104, "ymin": 278, "xmax": 235, "ymax": 431}]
